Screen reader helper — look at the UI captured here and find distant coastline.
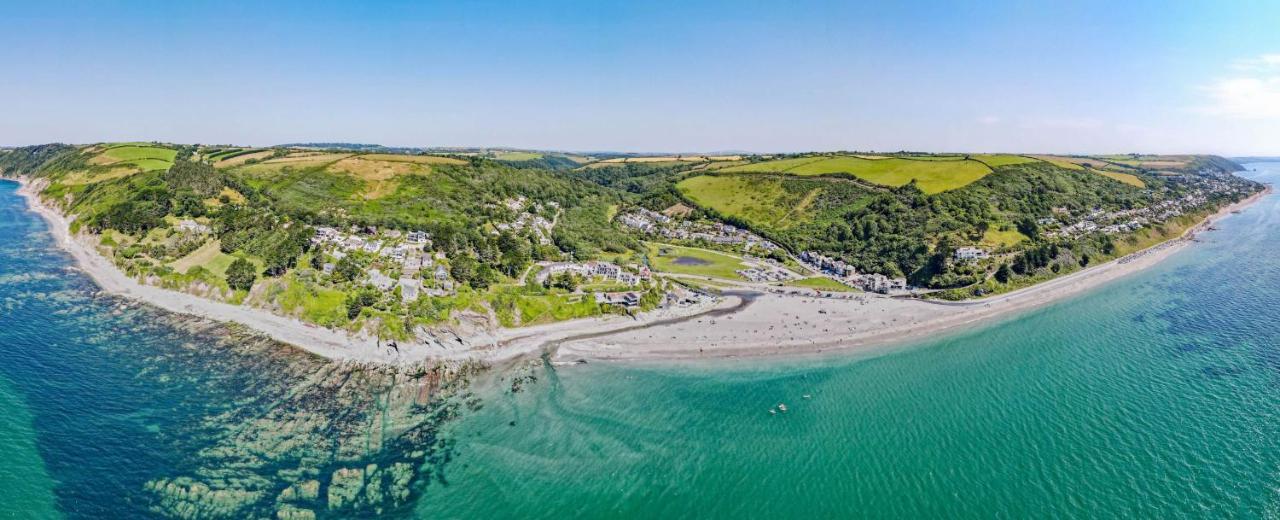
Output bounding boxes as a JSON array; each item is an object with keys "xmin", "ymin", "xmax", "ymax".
[{"xmin": 8, "ymin": 177, "xmax": 1270, "ymax": 365}]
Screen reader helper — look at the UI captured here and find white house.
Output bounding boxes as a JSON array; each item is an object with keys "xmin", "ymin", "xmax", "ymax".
[
  {"xmin": 954, "ymin": 247, "xmax": 989, "ymax": 261},
  {"xmin": 399, "ymin": 276, "xmax": 422, "ymax": 302}
]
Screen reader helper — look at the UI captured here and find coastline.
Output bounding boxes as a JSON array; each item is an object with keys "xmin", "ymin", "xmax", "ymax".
[
  {"xmin": 9, "ymin": 176, "xmax": 723, "ymax": 365},
  {"xmin": 552, "ymin": 185, "xmax": 1273, "ymax": 362},
  {"xmin": 9, "ymin": 176, "xmax": 1271, "ymax": 366}
]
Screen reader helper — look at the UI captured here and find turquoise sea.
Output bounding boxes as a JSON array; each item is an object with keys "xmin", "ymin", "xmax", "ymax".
[{"xmin": 1, "ymin": 164, "xmax": 1279, "ymax": 518}]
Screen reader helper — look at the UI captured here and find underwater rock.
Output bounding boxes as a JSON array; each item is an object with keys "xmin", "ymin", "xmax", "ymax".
[
  {"xmin": 326, "ymin": 467, "xmax": 365, "ymax": 510},
  {"xmin": 274, "ymin": 504, "xmax": 316, "ymax": 520},
  {"xmin": 144, "ymin": 477, "xmax": 263, "ymax": 519}
]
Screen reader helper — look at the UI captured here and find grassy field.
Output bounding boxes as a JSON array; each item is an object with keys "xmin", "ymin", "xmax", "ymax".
[
  {"xmin": 785, "ymin": 276, "xmax": 858, "ymax": 292},
  {"xmin": 1030, "ymin": 155, "xmax": 1085, "ymax": 170},
  {"xmin": 493, "ymin": 151, "xmax": 543, "ymax": 161},
  {"xmin": 676, "ymin": 175, "xmax": 816, "ymax": 229},
  {"xmin": 972, "ymin": 154, "xmax": 1040, "ymax": 168},
  {"xmin": 273, "ymin": 275, "xmax": 349, "ymax": 327},
  {"xmin": 646, "ymin": 242, "xmax": 749, "ymax": 280},
  {"xmin": 980, "ymin": 228, "xmax": 1028, "ymax": 249},
  {"xmin": 91, "ymin": 145, "xmax": 176, "ymax": 172},
  {"xmin": 718, "ymin": 156, "xmax": 827, "ymax": 173},
  {"xmin": 1095, "ymin": 170, "xmax": 1146, "ymax": 188},
  {"xmin": 718, "ymin": 155, "xmax": 992, "ymax": 194},
  {"xmin": 168, "ymin": 240, "xmax": 263, "ymax": 276}
]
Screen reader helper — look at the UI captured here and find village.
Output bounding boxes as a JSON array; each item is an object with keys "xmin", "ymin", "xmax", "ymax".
[
  {"xmin": 617, "ymin": 207, "xmax": 782, "ymax": 253},
  {"xmin": 309, "ymin": 224, "xmax": 450, "ymax": 303}
]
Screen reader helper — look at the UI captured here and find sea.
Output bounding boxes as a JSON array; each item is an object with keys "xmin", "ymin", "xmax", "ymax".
[{"xmin": 1, "ymin": 163, "xmax": 1278, "ymax": 519}]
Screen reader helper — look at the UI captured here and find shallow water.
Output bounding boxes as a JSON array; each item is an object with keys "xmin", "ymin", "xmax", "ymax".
[
  {"xmin": 416, "ymin": 165, "xmax": 1280, "ymax": 518},
  {"xmin": 1, "ymin": 164, "xmax": 1278, "ymax": 518}
]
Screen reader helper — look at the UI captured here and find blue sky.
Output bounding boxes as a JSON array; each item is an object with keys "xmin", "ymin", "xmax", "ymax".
[{"xmin": 3, "ymin": 0, "xmax": 1280, "ymax": 154}]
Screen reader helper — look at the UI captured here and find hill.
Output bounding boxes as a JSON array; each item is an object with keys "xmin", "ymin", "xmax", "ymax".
[{"xmin": 0, "ymin": 143, "xmax": 1261, "ymax": 332}]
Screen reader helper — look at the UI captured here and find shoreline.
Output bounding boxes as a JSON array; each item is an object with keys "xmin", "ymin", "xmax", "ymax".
[
  {"xmin": 9, "ymin": 176, "xmax": 723, "ymax": 365},
  {"xmin": 551, "ymin": 185, "xmax": 1272, "ymax": 363},
  {"xmin": 8, "ymin": 176, "xmax": 1271, "ymax": 366}
]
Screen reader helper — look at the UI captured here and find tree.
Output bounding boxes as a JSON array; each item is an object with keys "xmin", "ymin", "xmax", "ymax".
[
  {"xmin": 449, "ymin": 255, "xmax": 477, "ymax": 287},
  {"xmin": 346, "ymin": 288, "xmax": 378, "ymax": 320},
  {"xmin": 1016, "ymin": 216, "xmax": 1040, "ymax": 241},
  {"xmin": 333, "ymin": 255, "xmax": 361, "ymax": 282},
  {"xmin": 995, "ymin": 263, "xmax": 1012, "ymax": 283},
  {"xmin": 225, "ymin": 258, "xmax": 257, "ymax": 291}
]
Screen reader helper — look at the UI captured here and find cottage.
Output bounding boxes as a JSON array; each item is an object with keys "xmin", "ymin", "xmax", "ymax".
[
  {"xmin": 406, "ymin": 230, "xmax": 430, "ymax": 244},
  {"xmin": 954, "ymin": 247, "xmax": 989, "ymax": 261},
  {"xmin": 595, "ymin": 291, "xmax": 640, "ymax": 307},
  {"xmin": 177, "ymin": 219, "xmax": 211, "ymax": 234},
  {"xmin": 366, "ymin": 269, "xmax": 395, "ymax": 291},
  {"xmin": 398, "ymin": 276, "xmax": 422, "ymax": 302}
]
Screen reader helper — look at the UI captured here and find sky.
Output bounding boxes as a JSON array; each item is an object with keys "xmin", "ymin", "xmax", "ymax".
[{"xmin": 3, "ymin": 0, "xmax": 1280, "ymax": 155}]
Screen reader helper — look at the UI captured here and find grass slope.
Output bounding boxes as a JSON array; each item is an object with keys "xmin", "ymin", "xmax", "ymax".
[
  {"xmin": 720, "ymin": 155, "xmax": 992, "ymax": 194},
  {"xmin": 675, "ymin": 175, "xmax": 817, "ymax": 229}
]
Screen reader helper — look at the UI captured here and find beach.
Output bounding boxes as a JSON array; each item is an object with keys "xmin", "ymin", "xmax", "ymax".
[
  {"xmin": 553, "ymin": 185, "xmax": 1273, "ymax": 362},
  {"xmin": 13, "ymin": 176, "xmax": 1271, "ymax": 365}
]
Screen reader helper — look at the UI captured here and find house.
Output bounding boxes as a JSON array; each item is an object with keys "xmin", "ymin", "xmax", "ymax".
[
  {"xmin": 433, "ymin": 264, "xmax": 450, "ymax": 282},
  {"xmin": 177, "ymin": 219, "xmax": 211, "ymax": 234},
  {"xmin": 312, "ymin": 226, "xmax": 340, "ymax": 244},
  {"xmin": 399, "ymin": 276, "xmax": 422, "ymax": 302},
  {"xmin": 342, "ymin": 237, "xmax": 365, "ymax": 251},
  {"xmin": 535, "ymin": 262, "xmax": 590, "ymax": 284},
  {"xmin": 954, "ymin": 247, "xmax": 989, "ymax": 261},
  {"xmin": 362, "ymin": 240, "xmax": 383, "ymax": 254},
  {"xmin": 406, "ymin": 230, "xmax": 430, "ymax": 244},
  {"xmin": 366, "ymin": 269, "xmax": 395, "ymax": 291},
  {"xmin": 595, "ymin": 291, "xmax": 640, "ymax": 307},
  {"xmin": 322, "ymin": 263, "xmax": 335, "ymax": 275}
]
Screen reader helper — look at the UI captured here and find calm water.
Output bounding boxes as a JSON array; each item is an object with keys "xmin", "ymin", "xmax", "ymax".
[{"xmin": 2, "ymin": 165, "xmax": 1279, "ymax": 518}]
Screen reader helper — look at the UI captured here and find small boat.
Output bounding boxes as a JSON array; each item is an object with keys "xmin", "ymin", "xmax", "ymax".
[
  {"xmin": 777, "ymin": 403, "xmax": 788, "ymax": 412},
  {"xmin": 802, "ymin": 394, "xmax": 812, "ymax": 399},
  {"xmin": 769, "ymin": 409, "xmax": 777, "ymax": 415}
]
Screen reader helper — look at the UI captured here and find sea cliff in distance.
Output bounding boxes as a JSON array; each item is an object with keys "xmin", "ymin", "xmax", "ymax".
[{"xmin": 0, "ymin": 144, "xmax": 1266, "ymax": 364}]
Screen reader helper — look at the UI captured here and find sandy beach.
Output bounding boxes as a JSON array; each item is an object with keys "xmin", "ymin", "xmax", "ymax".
[
  {"xmin": 12, "ymin": 176, "xmax": 1270, "ymax": 366},
  {"xmin": 553, "ymin": 186, "xmax": 1273, "ymax": 362}
]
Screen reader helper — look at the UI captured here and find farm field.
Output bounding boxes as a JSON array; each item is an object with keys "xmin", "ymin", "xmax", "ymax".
[
  {"xmin": 493, "ymin": 151, "xmax": 543, "ymax": 161},
  {"xmin": 718, "ymin": 155, "xmax": 993, "ymax": 193},
  {"xmin": 90, "ymin": 144, "xmax": 177, "ymax": 172},
  {"xmin": 645, "ymin": 242, "xmax": 749, "ymax": 280},
  {"xmin": 1095, "ymin": 170, "xmax": 1146, "ymax": 188},
  {"xmin": 972, "ymin": 154, "xmax": 1040, "ymax": 167},
  {"xmin": 717, "ymin": 156, "xmax": 827, "ymax": 173},
  {"xmin": 675, "ymin": 175, "xmax": 817, "ymax": 229}
]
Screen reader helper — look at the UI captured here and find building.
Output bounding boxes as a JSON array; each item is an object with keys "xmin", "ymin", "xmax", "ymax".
[
  {"xmin": 177, "ymin": 219, "xmax": 211, "ymax": 234},
  {"xmin": 366, "ymin": 269, "xmax": 395, "ymax": 291},
  {"xmin": 595, "ymin": 291, "xmax": 641, "ymax": 307},
  {"xmin": 954, "ymin": 247, "xmax": 989, "ymax": 261},
  {"xmin": 398, "ymin": 276, "xmax": 422, "ymax": 302}
]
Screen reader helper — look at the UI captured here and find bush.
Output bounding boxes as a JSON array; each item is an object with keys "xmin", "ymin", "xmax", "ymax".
[{"xmin": 225, "ymin": 258, "xmax": 257, "ymax": 291}]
